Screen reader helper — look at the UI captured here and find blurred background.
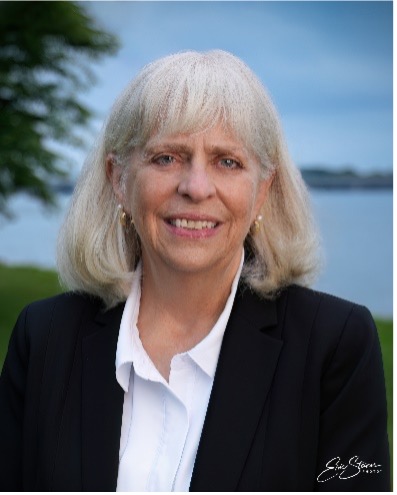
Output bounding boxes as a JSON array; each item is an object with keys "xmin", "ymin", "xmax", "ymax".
[
  {"xmin": 0, "ymin": 0, "xmax": 392, "ymax": 432},
  {"xmin": 0, "ymin": 1, "xmax": 392, "ymax": 315}
]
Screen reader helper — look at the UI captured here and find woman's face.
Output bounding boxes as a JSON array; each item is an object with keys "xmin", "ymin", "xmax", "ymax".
[{"xmin": 112, "ymin": 124, "xmax": 271, "ymax": 277}]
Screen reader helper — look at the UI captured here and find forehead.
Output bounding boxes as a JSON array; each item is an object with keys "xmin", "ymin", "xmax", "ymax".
[{"xmin": 143, "ymin": 124, "xmax": 251, "ymax": 155}]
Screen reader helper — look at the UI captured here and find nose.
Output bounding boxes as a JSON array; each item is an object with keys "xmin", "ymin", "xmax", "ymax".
[{"xmin": 177, "ymin": 160, "xmax": 216, "ymax": 202}]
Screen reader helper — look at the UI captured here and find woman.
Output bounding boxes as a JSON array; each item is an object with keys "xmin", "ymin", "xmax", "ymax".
[{"xmin": 0, "ymin": 50, "xmax": 390, "ymax": 491}]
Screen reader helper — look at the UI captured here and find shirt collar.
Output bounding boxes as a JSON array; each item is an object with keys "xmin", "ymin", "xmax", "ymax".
[
  {"xmin": 115, "ymin": 262, "xmax": 142, "ymax": 392},
  {"xmin": 115, "ymin": 251, "xmax": 244, "ymax": 391}
]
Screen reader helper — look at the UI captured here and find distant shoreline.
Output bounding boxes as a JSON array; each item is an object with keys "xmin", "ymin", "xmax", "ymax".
[{"xmin": 300, "ymin": 168, "xmax": 392, "ymax": 190}]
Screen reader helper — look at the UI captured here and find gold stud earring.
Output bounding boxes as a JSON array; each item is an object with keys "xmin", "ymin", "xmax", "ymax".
[
  {"xmin": 118, "ymin": 204, "xmax": 127, "ymax": 228},
  {"xmin": 251, "ymin": 214, "xmax": 263, "ymax": 235}
]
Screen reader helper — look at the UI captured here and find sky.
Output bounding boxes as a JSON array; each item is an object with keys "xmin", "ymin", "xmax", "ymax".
[{"xmin": 74, "ymin": 0, "xmax": 392, "ymax": 174}]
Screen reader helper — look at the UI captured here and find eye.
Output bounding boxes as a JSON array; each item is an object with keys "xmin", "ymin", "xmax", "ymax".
[
  {"xmin": 219, "ymin": 158, "xmax": 242, "ymax": 169},
  {"xmin": 152, "ymin": 155, "xmax": 175, "ymax": 166}
]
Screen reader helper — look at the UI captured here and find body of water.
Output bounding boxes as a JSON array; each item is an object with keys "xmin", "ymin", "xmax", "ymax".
[
  {"xmin": 0, "ymin": 190, "xmax": 392, "ymax": 318},
  {"xmin": 311, "ymin": 190, "xmax": 392, "ymax": 318}
]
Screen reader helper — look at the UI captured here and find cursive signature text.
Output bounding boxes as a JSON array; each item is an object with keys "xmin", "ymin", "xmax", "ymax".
[{"xmin": 317, "ymin": 456, "xmax": 382, "ymax": 482}]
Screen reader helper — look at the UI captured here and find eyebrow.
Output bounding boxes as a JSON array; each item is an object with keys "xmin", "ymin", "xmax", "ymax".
[
  {"xmin": 209, "ymin": 145, "xmax": 246, "ymax": 157},
  {"xmin": 144, "ymin": 142, "xmax": 246, "ymax": 158},
  {"xmin": 144, "ymin": 143, "xmax": 192, "ymax": 156}
]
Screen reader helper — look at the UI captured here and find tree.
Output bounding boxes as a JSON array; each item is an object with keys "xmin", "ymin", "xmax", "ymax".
[{"xmin": 0, "ymin": 1, "xmax": 119, "ymax": 216}]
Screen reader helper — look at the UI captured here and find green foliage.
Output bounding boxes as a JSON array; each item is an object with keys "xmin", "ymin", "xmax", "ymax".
[{"xmin": 0, "ymin": 1, "xmax": 119, "ymax": 216}]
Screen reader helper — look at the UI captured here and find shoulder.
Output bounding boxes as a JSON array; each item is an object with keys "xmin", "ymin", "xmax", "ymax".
[
  {"xmin": 23, "ymin": 291, "xmax": 102, "ymax": 316},
  {"xmin": 10, "ymin": 292, "xmax": 104, "ymax": 357},
  {"xmin": 241, "ymin": 280, "xmax": 373, "ymax": 319},
  {"xmin": 238, "ymin": 283, "xmax": 378, "ymax": 370},
  {"xmin": 238, "ymin": 282, "xmax": 376, "ymax": 341},
  {"xmin": 18, "ymin": 291, "xmax": 102, "ymax": 331},
  {"xmin": 280, "ymin": 284, "xmax": 376, "ymax": 335},
  {"xmin": 281, "ymin": 283, "xmax": 370, "ymax": 317},
  {"xmin": 276, "ymin": 285, "xmax": 379, "ymax": 373}
]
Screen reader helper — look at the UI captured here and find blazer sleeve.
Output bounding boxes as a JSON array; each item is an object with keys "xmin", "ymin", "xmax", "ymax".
[
  {"xmin": 0, "ymin": 298, "xmax": 56, "ymax": 491},
  {"xmin": 315, "ymin": 304, "xmax": 390, "ymax": 491},
  {"xmin": 0, "ymin": 306, "xmax": 30, "ymax": 491}
]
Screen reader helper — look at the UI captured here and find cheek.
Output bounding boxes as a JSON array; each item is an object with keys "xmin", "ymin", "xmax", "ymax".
[
  {"xmin": 226, "ymin": 180, "xmax": 258, "ymax": 220},
  {"xmin": 126, "ymin": 171, "xmax": 152, "ymax": 214},
  {"xmin": 127, "ymin": 172, "xmax": 171, "ymax": 233}
]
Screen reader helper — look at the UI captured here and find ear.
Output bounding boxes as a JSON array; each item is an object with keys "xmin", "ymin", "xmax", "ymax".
[
  {"xmin": 253, "ymin": 172, "xmax": 274, "ymax": 219},
  {"xmin": 106, "ymin": 153, "xmax": 124, "ymax": 205}
]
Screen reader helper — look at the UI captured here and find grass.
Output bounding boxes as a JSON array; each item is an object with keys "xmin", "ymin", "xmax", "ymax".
[
  {"xmin": 0, "ymin": 263, "xmax": 393, "ymax": 475},
  {"xmin": 376, "ymin": 317, "xmax": 393, "ymax": 476},
  {"xmin": 0, "ymin": 263, "xmax": 63, "ymax": 366}
]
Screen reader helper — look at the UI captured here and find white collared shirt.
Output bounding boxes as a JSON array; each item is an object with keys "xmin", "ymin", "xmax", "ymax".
[{"xmin": 115, "ymin": 253, "xmax": 244, "ymax": 492}]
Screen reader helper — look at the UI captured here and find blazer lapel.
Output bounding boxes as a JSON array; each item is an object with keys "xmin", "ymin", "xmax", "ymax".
[
  {"xmin": 81, "ymin": 303, "xmax": 125, "ymax": 491},
  {"xmin": 190, "ymin": 286, "xmax": 283, "ymax": 491}
]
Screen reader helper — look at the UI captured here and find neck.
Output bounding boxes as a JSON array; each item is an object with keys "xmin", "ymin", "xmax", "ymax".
[{"xmin": 138, "ymin": 250, "xmax": 243, "ymax": 338}]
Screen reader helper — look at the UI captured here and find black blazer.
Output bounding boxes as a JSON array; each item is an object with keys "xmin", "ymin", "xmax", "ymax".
[{"xmin": 0, "ymin": 284, "xmax": 390, "ymax": 491}]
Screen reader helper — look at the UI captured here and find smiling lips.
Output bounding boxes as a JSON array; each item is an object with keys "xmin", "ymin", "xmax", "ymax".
[{"xmin": 167, "ymin": 218, "xmax": 218, "ymax": 231}]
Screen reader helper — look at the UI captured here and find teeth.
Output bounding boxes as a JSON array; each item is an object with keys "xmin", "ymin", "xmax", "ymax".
[{"xmin": 170, "ymin": 219, "xmax": 217, "ymax": 230}]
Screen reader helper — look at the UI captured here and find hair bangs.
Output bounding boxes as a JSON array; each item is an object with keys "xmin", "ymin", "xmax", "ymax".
[{"xmin": 134, "ymin": 52, "xmax": 263, "ymax": 156}]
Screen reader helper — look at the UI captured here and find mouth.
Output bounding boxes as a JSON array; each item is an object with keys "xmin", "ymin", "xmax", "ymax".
[{"xmin": 167, "ymin": 218, "xmax": 218, "ymax": 231}]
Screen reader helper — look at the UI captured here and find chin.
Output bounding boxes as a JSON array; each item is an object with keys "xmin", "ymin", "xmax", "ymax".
[{"xmin": 161, "ymin": 250, "xmax": 225, "ymax": 275}]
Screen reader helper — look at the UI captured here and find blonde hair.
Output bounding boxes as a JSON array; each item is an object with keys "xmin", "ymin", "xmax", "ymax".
[{"xmin": 57, "ymin": 50, "xmax": 320, "ymax": 308}]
